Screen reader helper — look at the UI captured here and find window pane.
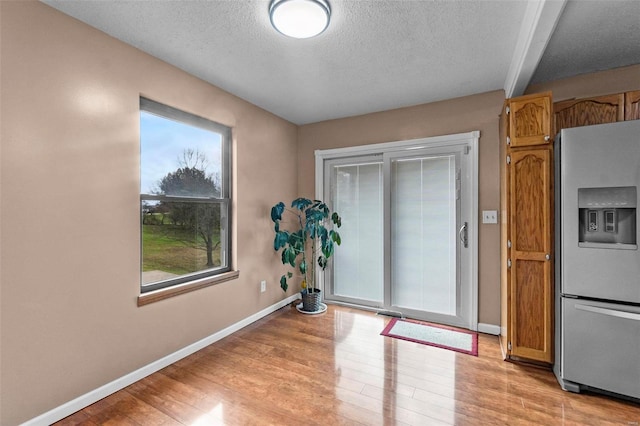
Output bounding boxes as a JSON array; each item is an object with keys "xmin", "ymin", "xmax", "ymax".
[
  {"xmin": 140, "ymin": 111, "xmax": 222, "ymax": 198},
  {"xmin": 391, "ymin": 155, "xmax": 457, "ymax": 315},
  {"xmin": 141, "ymin": 200, "xmax": 225, "ymax": 286},
  {"xmin": 332, "ymin": 163, "xmax": 384, "ymax": 302}
]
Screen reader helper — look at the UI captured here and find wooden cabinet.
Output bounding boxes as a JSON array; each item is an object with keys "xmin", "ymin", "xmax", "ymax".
[
  {"xmin": 500, "ymin": 92, "xmax": 554, "ymax": 364},
  {"xmin": 553, "ymin": 89, "xmax": 640, "ymax": 132},
  {"xmin": 508, "ymin": 147, "xmax": 553, "ymax": 362},
  {"xmin": 554, "ymin": 94, "xmax": 624, "ymax": 132},
  {"xmin": 508, "ymin": 94, "xmax": 552, "ymax": 147}
]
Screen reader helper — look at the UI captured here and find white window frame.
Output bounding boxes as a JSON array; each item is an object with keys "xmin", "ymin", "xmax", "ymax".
[{"xmin": 139, "ymin": 97, "xmax": 232, "ymax": 295}]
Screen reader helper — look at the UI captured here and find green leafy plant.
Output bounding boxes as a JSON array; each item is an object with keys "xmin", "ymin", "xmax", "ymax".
[{"xmin": 270, "ymin": 198, "xmax": 342, "ymax": 293}]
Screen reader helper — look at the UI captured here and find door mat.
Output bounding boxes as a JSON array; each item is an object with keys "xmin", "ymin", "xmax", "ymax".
[{"xmin": 381, "ymin": 318, "xmax": 478, "ymax": 356}]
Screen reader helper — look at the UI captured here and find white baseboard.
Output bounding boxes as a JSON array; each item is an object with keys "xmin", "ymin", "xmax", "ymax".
[
  {"xmin": 23, "ymin": 294, "xmax": 300, "ymax": 426},
  {"xmin": 478, "ymin": 323, "xmax": 500, "ymax": 335}
]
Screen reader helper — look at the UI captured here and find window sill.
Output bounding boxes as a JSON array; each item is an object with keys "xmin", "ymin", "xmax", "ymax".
[{"xmin": 137, "ymin": 270, "xmax": 240, "ymax": 306}]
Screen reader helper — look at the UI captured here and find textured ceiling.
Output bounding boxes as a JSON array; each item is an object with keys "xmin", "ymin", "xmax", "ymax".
[
  {"xmin": 530, "ymin": 0, "xmax": 640, "ymax": 85},
  {"xmin": 42, "ymin": 0, "xmax": 640, "ymax": 125}
]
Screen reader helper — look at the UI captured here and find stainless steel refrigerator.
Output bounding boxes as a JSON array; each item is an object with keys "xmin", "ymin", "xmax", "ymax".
[{"xmin": 554, "ymin": 120, "xmax": 640, "ymax": 400}]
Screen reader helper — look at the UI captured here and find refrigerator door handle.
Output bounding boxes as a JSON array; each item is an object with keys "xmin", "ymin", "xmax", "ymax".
[{"xmin": 575, "ymin": 303, "xmax": 640, "ymax": 321}]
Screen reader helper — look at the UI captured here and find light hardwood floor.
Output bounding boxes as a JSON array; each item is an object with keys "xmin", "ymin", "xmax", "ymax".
[{"xmin": 56, "ymin": 304, "xmax": 640, "ymax": 425}]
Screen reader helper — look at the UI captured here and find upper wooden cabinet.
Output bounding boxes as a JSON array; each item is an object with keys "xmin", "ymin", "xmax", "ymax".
[
  {"xmin": 554, "ymin": 94, "xmax": 624, "ymax": 132},
  {"xmin": 508, "ymin": 92, "xmax": 552, "ymax": 147},
  {"xmin": 625, "ymin": 90, "xmax": 640, "ymax": 121},
  {"xmin": 553, "ymin": 90, "xmax": 640, "ymax": 132}
]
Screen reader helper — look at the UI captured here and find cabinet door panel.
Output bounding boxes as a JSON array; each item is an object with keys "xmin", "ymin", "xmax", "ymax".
[
  {"xmin": 511, "ymin": 151, "xmax": 550, "ymax": 253},
  {"xmin": 509, "ymin": 148, "xmax": 553, "ymax": 362},
  {"xmin": 625, "ymin": 90, "xmax": 640, "ymax": 121},
  {"xmin": 512, "ymin": 259, "xmax": 551, "ymax": 358},
  {"xmin": 554, "ymin": 94, "xmax": 624, "ymax": 132},
  {"xmin": 509, "ymin": 94, "xmax": 552, "ymax": 147}
]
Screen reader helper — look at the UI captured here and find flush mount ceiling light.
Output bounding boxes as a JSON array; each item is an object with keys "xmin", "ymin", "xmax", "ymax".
[{"xmin": 269, "ymin": 0, "xmax": 331, "ymax": 39}]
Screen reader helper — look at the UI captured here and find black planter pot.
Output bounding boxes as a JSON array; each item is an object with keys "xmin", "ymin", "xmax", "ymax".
[{"xmin": 301, "ymin": 288, "xmax": 322, "ymax": 312}]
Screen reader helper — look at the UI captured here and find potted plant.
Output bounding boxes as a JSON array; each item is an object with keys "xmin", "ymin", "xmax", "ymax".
[{"xmin": 270, "ymin": 197, "xmax": 342, "ymax": 312}]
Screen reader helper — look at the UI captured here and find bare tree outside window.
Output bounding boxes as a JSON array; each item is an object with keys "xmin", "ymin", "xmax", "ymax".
[{"xmin": 154, "ymin": 149, "xmax": 221, "ymax": 267}]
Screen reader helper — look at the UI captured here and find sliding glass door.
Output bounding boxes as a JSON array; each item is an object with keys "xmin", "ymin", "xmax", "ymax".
[
  {"xmin": 324, "ymin": 156, "xmax": 384, "ymax": 306},
  {"xmin": 322, "ymin": 139, "xmax": 474, "ymax": 329},
  {"xmin": 386, "ymin": 148, "xmax": 463, "ymax": 324}
]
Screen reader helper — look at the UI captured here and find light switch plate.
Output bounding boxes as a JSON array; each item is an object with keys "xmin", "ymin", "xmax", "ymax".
[{"xmin": 482, "ymin": 210, "xmax": 498, "ymax": 224}]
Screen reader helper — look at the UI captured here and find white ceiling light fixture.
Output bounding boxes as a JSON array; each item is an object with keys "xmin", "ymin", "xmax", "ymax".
[{"xmin": 269, "ymin": 0, "xmax": 331, "ymax": 39}]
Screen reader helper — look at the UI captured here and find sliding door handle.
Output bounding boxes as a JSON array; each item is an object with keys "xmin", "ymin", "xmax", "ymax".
[{"xmin": 459, "ymin": 222, "xmax": 468, "ymax": 248}]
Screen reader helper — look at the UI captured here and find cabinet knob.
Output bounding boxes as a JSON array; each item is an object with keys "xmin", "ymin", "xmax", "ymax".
[
  {"xmin": 544, "ymin": 135, "xmax": 550, "ymax": 141},
  {"xmin": 545, "ymin": 254, "xmax": 550, "ymax": 260}
]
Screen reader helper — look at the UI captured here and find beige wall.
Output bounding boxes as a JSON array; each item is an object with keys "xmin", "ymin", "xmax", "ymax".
[
  {"xmin": 298, "ymin": 90, "xmax": 506, "ymax": 326},
  {"xmin": 0, "ymin": 2, "xmax": 298, "ymax": 424}
]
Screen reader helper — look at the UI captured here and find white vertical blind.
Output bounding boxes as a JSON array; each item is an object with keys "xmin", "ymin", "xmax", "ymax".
[
  {"xmin": 391, "ymin": 155, "xmax": 457, "ymax": 314},
  {"xmin": 333, "ymin": 163, "xmax": 384, "ymax": 302}
]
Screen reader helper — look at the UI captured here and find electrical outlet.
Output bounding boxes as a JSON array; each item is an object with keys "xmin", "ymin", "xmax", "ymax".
[
  {"xmin": 260, "ymin": 280, "xmax": 266, "ymax": 293},
  {"xmin": 482, "ymin": 210, "xmax": 498, "ymax": 224}
]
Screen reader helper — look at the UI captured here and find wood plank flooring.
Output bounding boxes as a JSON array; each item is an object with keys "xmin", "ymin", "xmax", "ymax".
[{"xmin": 56, "ymin": 304, "xmax": 640, "ymax": 425}]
